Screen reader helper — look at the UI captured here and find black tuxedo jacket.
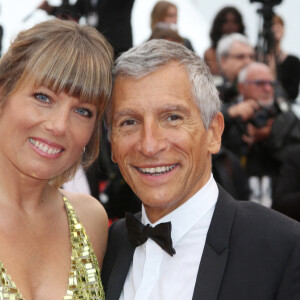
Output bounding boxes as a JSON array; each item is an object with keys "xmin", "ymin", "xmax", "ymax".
[{"xmin": 102, "ymin": 186, "xmax": 300, "ymax": 300}]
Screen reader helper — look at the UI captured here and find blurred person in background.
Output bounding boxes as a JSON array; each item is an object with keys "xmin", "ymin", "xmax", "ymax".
[
  {"xmin": 268, "ymin": 14, "xmax": 300, "ymax": 102},
  {"xmin": 150, "ymin": 0, "xmax": 194, "ymax": 51},
  {"xmin": 39, "ymin": 0, "xmax": 135, "ymax": 58},
  {"xmin": 223, "ymin": 62, "xmax": 299, "ymax": 205},
  {"xmin": 149, "ymin": 21, "xmax": 184, "ymax": 44},
  {"xmin": 216, "ymin": 33, "xmax": 255, "ymax": 103},
  {"xmin": 204, "ymin": 6, "xmax": 246, "ymax": 76}
]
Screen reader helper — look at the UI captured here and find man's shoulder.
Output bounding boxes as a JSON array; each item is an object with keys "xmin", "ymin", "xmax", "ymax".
[
  {"xmin": 218, "ymin": 187, "xmax": 300, "ymax": 238},
  {"xmin": 109, "ymin": 217, "xmax": 127, "ymax": 236},
  {"xmin": 237, "ymin": 200, "xmax": 299, "ymax": 230}
]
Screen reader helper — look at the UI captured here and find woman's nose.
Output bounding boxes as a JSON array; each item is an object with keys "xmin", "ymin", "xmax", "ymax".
[{"xmin": 44, "ymin": 109, "xmax": 69, "ymax": 136}]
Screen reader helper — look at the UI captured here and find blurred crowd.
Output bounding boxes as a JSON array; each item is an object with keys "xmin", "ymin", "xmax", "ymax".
[{"xmin": 1, "ymin": 0, "xmax": 300, "ymax": 223}]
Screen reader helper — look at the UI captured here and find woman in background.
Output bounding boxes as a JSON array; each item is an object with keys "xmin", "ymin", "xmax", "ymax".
[
  {"xmin": 270, "ymin": 14, "xmax": 300, "ymax": 101},
  {"xmin": 204, "ymin": 6, "xmax": 246, "ymax": 75},
  {"xmin": 150, "ymin": 0, "xmax": 194, "ymax": 51},
  {"xmin": 0, "ymin": 18, "xmax": 113, "ymax": 299}
]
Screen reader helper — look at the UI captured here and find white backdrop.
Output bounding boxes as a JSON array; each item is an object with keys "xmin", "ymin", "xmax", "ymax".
[{"xmin": 0, "ymin": 0, "xmax": 299, "ymax": 58}]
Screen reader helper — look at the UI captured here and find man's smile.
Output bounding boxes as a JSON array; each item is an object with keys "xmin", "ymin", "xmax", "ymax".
[{"xmin": 136, "ymin": 164, "xmax": 178, "ymax": 176}]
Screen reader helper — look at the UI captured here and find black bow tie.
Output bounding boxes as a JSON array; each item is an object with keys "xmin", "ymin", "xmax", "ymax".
[{"xmin": 125, "ymin": 213, "xmax": 176, "ymax": 256}]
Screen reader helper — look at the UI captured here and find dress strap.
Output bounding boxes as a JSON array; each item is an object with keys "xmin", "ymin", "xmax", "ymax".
[{"xmin": 62, "ymin": 195, "xmax": 105, "ymax": 299}]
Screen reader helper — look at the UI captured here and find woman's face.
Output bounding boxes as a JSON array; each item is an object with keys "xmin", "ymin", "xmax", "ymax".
[
  {"xmin": 0, "ymin": 82, "xmax": 97, "ymax": 181},
  {"xmin": 272, "ymin": 20, "xmax": 284, "ymax": 42},
  {"xmin": 163, "ymin": 6, "xmax": 178, "ymax": 24},
  {"xmin": 221, "ymin": 12, "xmax": 240, "ymax": 34}
]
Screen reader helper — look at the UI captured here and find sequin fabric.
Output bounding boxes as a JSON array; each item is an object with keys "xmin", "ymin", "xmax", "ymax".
[{"xmin": 0, "ymin": 195, "xmax": 105, "ymax": 300}]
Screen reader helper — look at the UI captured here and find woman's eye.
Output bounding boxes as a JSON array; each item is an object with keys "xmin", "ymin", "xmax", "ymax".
[
  {"xmin": 34, "ymin": 93, "xmax": 50, "ymax": 103},
  {"xmin": 75, "ymin": 107, "xmax": 93, "ymax": 117}
]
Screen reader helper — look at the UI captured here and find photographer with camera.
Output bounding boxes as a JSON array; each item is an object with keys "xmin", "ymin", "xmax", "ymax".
[{"xmin": 222, "ymin": 62, "xmax": 294, "ymax": 204}]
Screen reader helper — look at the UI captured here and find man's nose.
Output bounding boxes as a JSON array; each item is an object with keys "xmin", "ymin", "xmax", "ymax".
[
  {"xmin": 139, "ymin": 121, "xmax": 167, "ymax": 157},
  {"xmin": 263, "ymin": 82, "xmax": 274, "ymax": 92}
]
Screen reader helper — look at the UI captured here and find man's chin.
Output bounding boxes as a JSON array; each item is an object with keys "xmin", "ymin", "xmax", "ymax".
[{"xmin": 257, "ymin": 98, "xmax": 274, "ymax": 107}]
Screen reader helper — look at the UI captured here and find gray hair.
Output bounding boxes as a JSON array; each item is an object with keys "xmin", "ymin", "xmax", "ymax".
[
  {"xmin": 237, "ymin": 64, "xmax": 250, "ymax": 83},
  {"xmin": 106, "ymin": 39, "xmax": 221, "ymax": 133},
  {"xmin": 238, "ymin": 62, "xmax": 272, "ymax": 83},
  {"xmin": 216, "ymin": 33, "xmax": 251, "ymax": 62}
]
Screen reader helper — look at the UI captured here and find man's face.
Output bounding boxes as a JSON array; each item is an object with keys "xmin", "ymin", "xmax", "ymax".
[
  {"xmin": 239, "ymin": 65, "xmax": 275, "ymax": 107},
  {"xmin": 110, "ymin": 62, "xmax": 223, "ymax": 222},
  {"xmin": 221, "ymin": 41, "xmax": 255, "ymax": 82}
]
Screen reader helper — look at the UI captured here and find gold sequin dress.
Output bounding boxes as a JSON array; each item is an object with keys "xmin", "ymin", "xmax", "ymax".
[{"xmin": 0, "ymin": 195, "xmax": 105, "ymax": 300}]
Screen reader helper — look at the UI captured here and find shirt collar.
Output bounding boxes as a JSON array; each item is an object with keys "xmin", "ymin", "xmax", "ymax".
[{"xmin": 142, "ymin": 175, "xmax": 219, "ymax": 244}]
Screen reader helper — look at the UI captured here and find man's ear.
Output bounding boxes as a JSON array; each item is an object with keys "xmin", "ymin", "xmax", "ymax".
[
  {"xmin": 207, "ymin": 112, "xmax": 224, "ymax": 154},
  {"xmin": 111, "ymin": 148, "xmax": 117, "ymax": 163}
]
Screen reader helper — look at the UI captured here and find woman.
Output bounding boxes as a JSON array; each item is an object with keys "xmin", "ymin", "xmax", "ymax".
[
  {"xmin": 150, "ymin": 1, "xmax": 194, "ymax": 51},
  {"xmin": 0, "ymin": 18, "xmax": 113, "ymax": 299},
  {"xmin": 270, "ymin": 14, "xmax": 300, "ymax": 101},
  {"xmin": 149, "ymin": 22, "xmax": 184, "ymax": 45},
  {"xmin": 204, "ymin": 6, "xmax": 246, "ymax": 75}
]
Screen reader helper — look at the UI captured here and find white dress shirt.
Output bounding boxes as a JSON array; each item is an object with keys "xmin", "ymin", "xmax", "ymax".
[{"xmin": 120, "ymin": 175, "xmax": 219, "ymax": 300}]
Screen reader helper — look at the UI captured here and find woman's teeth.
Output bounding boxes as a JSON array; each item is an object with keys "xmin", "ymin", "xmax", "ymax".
[{"xmin": 29, "ymin": 138, "xmax": 63, "ymax": 155}]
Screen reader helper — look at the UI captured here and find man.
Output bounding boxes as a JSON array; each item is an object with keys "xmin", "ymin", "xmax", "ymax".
[
  {"xmin": 102, "ymin": 40, "xmax": 300, "ymax": 300},
  {"xmin": 223, "ymin": 62, "xmax": 279, "ymax": 156},
  {"xmin": 216, "ymin": 33, "xmax": 255, "ymax": 103},
  {"xmin": 223, "ymin": 62, "xmax": 295, "ymax": 203}
]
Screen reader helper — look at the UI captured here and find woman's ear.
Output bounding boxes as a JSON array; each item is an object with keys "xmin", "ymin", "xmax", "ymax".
[{"xmin": 207, "ymin": 112, "xmax": 224, "ymax": 154}]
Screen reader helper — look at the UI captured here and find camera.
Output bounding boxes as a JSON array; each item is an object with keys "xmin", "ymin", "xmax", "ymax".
[{"xmin": 249, "ymin": 106, "xmax": 274, "ymax": 128}]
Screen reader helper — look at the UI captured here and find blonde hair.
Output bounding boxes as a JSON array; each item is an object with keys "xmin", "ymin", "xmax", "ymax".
[
  {"xmin": 150, "ymin": 1, "xmax": 177, "ymax": 31},
  {"xmin": 0, "ymin": 19, "xmax": 113, "ymax": 187}
]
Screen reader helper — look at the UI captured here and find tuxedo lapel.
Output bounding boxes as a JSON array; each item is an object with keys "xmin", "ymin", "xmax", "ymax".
[
  {"xmin": 105, "ymin": 239, "xmax": 135, "ymax": 300},
  {"xmin": 192, "ymin": 186, "xmax": 237, "ymax": 300},
  {"xmin": 104, "ymin": 213, "xmax": 143, "ymax": 300}
]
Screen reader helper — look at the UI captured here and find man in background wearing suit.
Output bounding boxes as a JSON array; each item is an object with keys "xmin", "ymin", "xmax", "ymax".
[{"xmin": 102, "ymin": 39, "xmax": 300, "ymax": 300}]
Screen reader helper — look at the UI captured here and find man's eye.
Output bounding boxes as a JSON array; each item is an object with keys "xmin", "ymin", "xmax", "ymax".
[
  {"xmin": 120, "ymin": 119, "xmax": 137, "ymax": 126},
  {"xmin": 34, "ymin": 93, "xmax": 50, "ymax": 103},
  {"xmin": 75, "ymin": 107, "xmax": 93, "ymax": 118},
  {"xmin": 167, "ymin": 114, "xmax": 182, "ymax": 121}
]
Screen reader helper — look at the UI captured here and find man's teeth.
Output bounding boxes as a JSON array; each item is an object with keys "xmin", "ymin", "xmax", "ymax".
[
  {"xmin": 29, "ymin": 138, "xmax": 63, "ymax": 155},
  {"xmin": 138, "ymin": 164, "xmax": 176, "ymax": 175}
]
